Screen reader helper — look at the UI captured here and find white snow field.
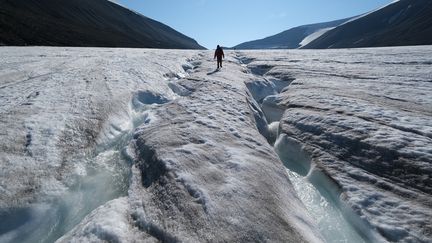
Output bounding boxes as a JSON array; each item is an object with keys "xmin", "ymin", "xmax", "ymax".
[{"xmin": 0, "ymin": 46, "xmax": 431, "ymax": 243}]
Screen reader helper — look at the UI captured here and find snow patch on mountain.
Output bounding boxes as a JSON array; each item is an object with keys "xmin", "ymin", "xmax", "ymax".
[{"xmin": 299, "ymin": 27, "xmax": 335, "ymax": 47}]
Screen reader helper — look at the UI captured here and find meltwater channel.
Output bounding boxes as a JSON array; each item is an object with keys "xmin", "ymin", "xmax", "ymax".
[{"xmin": 274, "ymin": 134, "xmax": 368, "ymax": 243}]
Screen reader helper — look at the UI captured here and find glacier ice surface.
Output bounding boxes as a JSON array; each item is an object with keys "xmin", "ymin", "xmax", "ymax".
[{"xmin": 1, "ymin": 46, "xmax": 431, "ymax": 242}]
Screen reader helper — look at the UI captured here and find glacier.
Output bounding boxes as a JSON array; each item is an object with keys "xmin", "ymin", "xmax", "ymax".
[{"xmin": 0, "ymin": 46, "xmax": 431, "ymax": 242}]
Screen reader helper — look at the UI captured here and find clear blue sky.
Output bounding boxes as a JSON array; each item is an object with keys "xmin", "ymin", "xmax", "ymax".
[{"xmin": 116, "ymin": 0, "xmax": 394, "ymax": 49}]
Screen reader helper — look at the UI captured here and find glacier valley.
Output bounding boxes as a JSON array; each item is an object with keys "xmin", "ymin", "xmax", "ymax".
[{"xmin": 0, "ymin": 46, "xmax": 431, "ymax": 242}]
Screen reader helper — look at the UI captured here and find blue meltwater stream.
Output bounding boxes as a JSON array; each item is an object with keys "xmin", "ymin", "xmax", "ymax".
[
  {"xmin": 274, "ymin": 134, "xmax": 368, "ymax": 243},
  {"xmin": 285, "ymin": 169, "xmax": 366, "ymax": 243}
]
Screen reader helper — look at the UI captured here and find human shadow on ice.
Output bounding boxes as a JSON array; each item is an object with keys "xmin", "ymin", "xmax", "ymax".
[{"xmin": 206, "ymin": 68, "xmax": 220, "ymax": 75}]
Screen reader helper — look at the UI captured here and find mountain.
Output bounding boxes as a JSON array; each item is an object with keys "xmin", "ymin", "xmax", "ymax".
[
  {"xmin": 0, "ymin": 0, "xmax": 204, "ymax": 49},
  {"xmin": 233, "ymin": 18, "xmax": 351, "ymax": 50},
  {"xmin": 304, "ymin": 0, "xmax": 432, "ymax": 49}
]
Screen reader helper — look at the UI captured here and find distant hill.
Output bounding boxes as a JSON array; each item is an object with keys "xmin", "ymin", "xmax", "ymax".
[
  {"xmin": 304, "ymin": 0, "xmax": 432, "ymax": 49},
  {"xmin": 233, "ymin": 18, "xmax": 350, "ymax": 50},
  {"xmin": 0, "ymin": 0, "xmax": 204, "ymax": 49}
]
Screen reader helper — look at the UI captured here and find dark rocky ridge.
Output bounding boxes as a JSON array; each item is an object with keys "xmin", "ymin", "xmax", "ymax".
[
  {"xmin": 234, "ymin": 0, "xmax": 432, "ymax": 50},
  {"xmin": 304, "ymin": 0, "xmax": 432, "ymax": 49},
  {"xmin": 0, "ymin": 0, "xmax": 204, "ymax": 49},
  {"xmin": 234, "ymin": 18, "xmax": 350, "ymax": 50}
]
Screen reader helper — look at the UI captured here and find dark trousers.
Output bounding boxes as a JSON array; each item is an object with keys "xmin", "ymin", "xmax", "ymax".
[{"xmin": 217, "ymin": 58, "xmax": 222, "ymax": 68}]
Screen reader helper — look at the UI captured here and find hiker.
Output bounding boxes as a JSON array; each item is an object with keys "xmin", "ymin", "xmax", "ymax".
[{"xmin": 214, "ymin": 45, "xmax": 224, "ymax": 69}]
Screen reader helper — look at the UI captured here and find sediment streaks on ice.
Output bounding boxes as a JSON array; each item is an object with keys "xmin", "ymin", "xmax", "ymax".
[
  {"xmin": 241, "ymin": 46, "xmax": 432, "ymax": 242},
  {"xmin": 126, "ymin": 57, "xmax": 322, "ymax": 242},
  {"xmin": 0, "ymin": 47, "xmax": 199, "ymax": 242},
  {"xmin": 2, "ymin": 46, "xmax": 431, "ymax": 242}
]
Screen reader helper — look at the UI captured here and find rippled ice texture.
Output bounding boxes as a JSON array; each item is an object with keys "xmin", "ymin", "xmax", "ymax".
[
  {"xmin": 241, "ymin": 46, "xmax": 432, "ymax": 242},
  {"xmin": 1, "ymin": 46, "xmax": 431, "ymax": 242}
]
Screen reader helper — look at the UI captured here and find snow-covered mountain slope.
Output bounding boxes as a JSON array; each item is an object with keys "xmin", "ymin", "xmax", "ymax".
[
  {"xmin": 304, "ymin": 0, "xmax": 432, "ymax": 49},
  {"xmin": 233, "ymin": 18, "xmax": 350, "ymax": 50},
  {"xmin": 0, "ymin": 46, "xmax": 431, "ymax": 242},
  {"xmin": 0, "ymin": 0, "xmax": 204, "ymax": 49}
]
